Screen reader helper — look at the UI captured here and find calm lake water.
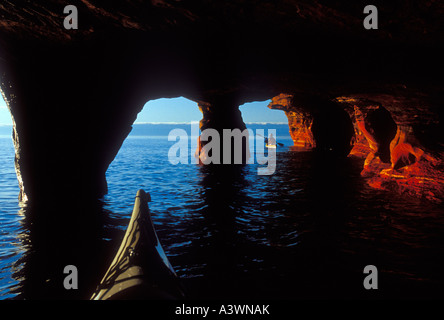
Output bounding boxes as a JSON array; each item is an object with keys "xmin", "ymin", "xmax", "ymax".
[{"xmin": 0, "ymin": 124, "xmax": 443, "ymax": 299}]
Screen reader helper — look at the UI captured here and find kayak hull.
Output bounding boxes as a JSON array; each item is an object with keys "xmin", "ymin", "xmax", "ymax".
[{"xmin": 91, "ymin": 189, "xmax": 186, "ymax": 300}]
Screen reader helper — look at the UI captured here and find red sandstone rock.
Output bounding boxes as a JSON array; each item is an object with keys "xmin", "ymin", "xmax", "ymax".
[
  {"xmin": 337, "ymin": 98, "xmax": 444, "ymax": 202},
  {"xmin": 268, "ymin": 94, "xmax": 354, "ymax": 155},
  {"xmin": 268, "ymin": 94, "xmax": 315, "ymax": 149},
  {"xmin": 369, "ymin": 155, "xmax": 444, "ymax": 202}
]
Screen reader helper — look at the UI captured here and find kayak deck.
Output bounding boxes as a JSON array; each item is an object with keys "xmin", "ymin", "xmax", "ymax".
[{"xmin": 91, "ymin": 189, "xmax": 186, "ymax": 300}]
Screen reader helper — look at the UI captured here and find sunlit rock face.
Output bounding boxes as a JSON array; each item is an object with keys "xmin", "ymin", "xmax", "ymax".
[
  {"xmin": 268, "ymin": 94, "xmax": 315, "ymax": 148},
  {"xmin": 337, "ymin": 95, "xmax": 444, "ymax": 202},
  {"xmin": 286, "ymin": 110, "xmax": 316, "ymax": 148},
  {"xmin": 269, "ymin": 94, "xmax": 354, "ymax": 156},
  {"xmin": 0, "ymin": 1, "xmax": 443, "ymax": 204}
]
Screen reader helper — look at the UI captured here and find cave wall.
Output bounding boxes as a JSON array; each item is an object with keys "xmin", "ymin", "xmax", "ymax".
[{"xmin": 0, "ymin": 1, "xmax": 443, "ymax": 204}]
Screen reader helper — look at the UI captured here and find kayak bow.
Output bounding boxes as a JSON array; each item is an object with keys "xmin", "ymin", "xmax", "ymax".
[{"xmin": 91, "ymin": 189, "xmax": 186, "ymax": 300}]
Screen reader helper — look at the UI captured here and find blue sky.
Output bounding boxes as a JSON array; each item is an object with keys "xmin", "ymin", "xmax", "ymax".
[
  {"xmin": 0, "ymin": 96, "xmax": 288, "ymax": 125},
  {"xmin": 136, "ymin": 97, "xmax": 288, "ymax": 124},
  {"xmin": 0, "ymin": 95, "xmax": 10, "ymax": 125},
  {"xmin": 240, "ymin": 100, "xmax": 287, "ymax": 123}
]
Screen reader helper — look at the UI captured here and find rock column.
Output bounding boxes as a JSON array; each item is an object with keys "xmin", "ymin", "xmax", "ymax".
[
  {"xmin": 0, "ymin": 44, "xmax": 141, "ymax": 206},
  {"xmin": 196, "ymin": 98, "xmax": 250, "ymax": 165}
]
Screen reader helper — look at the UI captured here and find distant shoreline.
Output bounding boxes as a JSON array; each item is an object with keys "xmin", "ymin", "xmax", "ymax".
[
  {"xmin": 0, "ymin": 122, "xmax": 288, "ymax": 126},
  {"xmin": 132, "ymin": 122, "xmax": 288, "ymax": 125},
  {"xmin": 0, "ymin": 123, "xmax": 292, "ymax": 138}
]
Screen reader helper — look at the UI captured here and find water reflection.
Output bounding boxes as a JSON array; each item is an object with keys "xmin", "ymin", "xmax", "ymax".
[
  {"xmin": 10, "ymin": 200, "xmax": 115, "ymax": 299},
  {"xmin": 166, "ymin": 155, "xmax": 363, "ymax": 299},
  {"xmin": 181, "ymin": 154, "xmax": 362, "ymax": 299},
  {"xmin": 6, "ymin": 150, "xmax": 444, "ymax": 299},
  {"xmin": 163, "ymin": 152, "xmax": 444, "ymax": 299},
  {"xmin": 192, "ymin": 165, "xmax": 251, "ymax": 299}
]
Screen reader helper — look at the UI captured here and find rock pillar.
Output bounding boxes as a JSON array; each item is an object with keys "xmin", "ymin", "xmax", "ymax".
[
  {"xmin": 0, "ymin": 44, "xmax": 142, "ymax": 205},
  {"xmin": 196, "ymin": 99, "xmax": 250, "ymax": 165}
]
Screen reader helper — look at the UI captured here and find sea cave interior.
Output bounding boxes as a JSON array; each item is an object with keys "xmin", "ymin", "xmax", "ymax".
[{"xmin": 0, "ymin": 1, "xmax": 443, "ymax": 301}]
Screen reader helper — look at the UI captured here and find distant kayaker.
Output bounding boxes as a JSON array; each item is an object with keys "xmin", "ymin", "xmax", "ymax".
[{"xmin": 266, "ymin": 133, "xmax": 276, "ymax": 146}]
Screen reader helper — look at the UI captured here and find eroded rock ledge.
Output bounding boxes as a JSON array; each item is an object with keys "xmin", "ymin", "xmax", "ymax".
[{"xmin": 269, "ymin": 92, "xmax": 444, "ymax": 202}]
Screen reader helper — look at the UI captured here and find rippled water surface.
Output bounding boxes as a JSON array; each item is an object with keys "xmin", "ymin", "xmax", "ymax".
[
  {"xmin": 0, "ymin": 136, "xmax": 22, "ymax": 299},
  {"xmin": 1, "ymin": 126, "xmax": 443, "ymax": 299}
]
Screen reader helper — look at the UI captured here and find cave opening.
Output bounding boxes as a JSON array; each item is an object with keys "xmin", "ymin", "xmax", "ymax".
[
  {"xmin": 104, "ymin": 97, "xmax": 202, "ymax": 206},
  {"xmin": 104, "ymin": 96, "xmax": 293, "ymax": 205},
  {"xmin": 239, "ymin": 99, "xmax": 292, "ymax": 149}
]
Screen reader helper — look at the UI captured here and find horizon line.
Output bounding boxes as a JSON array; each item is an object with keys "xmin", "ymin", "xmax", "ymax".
[
  {"xmin": 133, "ymin": 121, "xmax": 288, "ymax": 125},
  {"xmin": 0, "ymin": 121, "xmax": 289, "ymax": 127}
]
